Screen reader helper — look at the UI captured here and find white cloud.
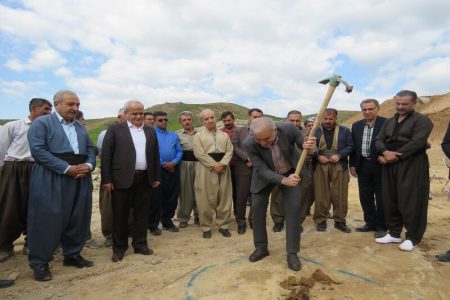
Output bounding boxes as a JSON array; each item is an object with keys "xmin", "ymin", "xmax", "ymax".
[
  {"xmin": 0, "ymin": 0, "xmax": 450, "ymax": 118},
  {"xmin": 5, "ymin": 43, "xmax": 66, "ymax": 72}
]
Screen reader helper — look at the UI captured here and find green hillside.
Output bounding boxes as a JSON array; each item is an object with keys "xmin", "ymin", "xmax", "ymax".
[{"xmin": 85, "ymin": 102, "xmax": 283, "ymax": 143}]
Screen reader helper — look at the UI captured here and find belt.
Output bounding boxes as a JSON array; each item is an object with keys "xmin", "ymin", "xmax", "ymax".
[
  {"xmin": 52, "ymin": 152, "xmax": 87, "ymax": 165},
  {"xmin": 208, "ymin": 152, "xmax": 225, "ymax": 162},
  {"xmin": 134, "ymin": 170, "xmax": 147, "ymax": 176},
  {"xmin": 182, "ymin": 150, "xmax": 198, "ymax": 161}
]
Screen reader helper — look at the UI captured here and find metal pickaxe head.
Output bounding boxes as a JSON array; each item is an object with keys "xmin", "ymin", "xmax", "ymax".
[{"xmin": 319, "ymin": 74, "xmax": 353, "ymax": 93}]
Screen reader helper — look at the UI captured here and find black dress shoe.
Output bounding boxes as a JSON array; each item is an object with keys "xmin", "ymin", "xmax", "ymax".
[
  {"xmin": 249, "ymin": 248, "xmax": 269, "ymax": 262},
  {"xmin": 149, "ymin": 228, "xmax": 162, "ymax": 236},
  {"xmin": 273, "ymin": 222, "xmax": 284, "ymax": 232},
  {"xmin": 34, "ymin": 264, "xmax": 52, "ymax": 282},
  {"xmin": 112, "ymin": 252, "xmax": 124, "ymax": 262},
  {"xmin": 218, "ymin": 228, "xmax": 231, "ymax": 237},
  {"xmin": 203, "ymin": 230, "xmax": 212, "ymax": 239},
  {"xmin": 163, "ymin": 224, "xmax": 180, "ymax": 232},
  {"xmin": 63, "ymin": 255, "xmax": 94, "ymax": 268},
  {"xmin": 355, "ymin": 224, "xmax": 376, "ymax": 232},
  {"xmin": 134, "ymin": 247, "xmax": 153, "ymax": 255},
  {"xmin": 287, "ymin": 253, "xmax": 301, "ymax": 271},
  {"xmin": 0, "ymin": 279, "xmax": 15, "ymax": 288},
  {"xmin": 179, "ymin": 222, "xmax": 188, "ymax": 228},
  {"xmin": 237, "ymin": 225, "xmax": 246, "ymax": 235},
  {"xmin": 334, "ymin": 222, "xmax": 351, "ymax": 233},
  {"xmin": 316, "ymin": 221, "xmax": 327, "ymax": 232},
  {"xmin": 194, "ymin": 217, "xmax": 200, "ymax": 225},
  {"xmin": 436, "ymin": 251, "xmax": 450, "ymax": 262}
]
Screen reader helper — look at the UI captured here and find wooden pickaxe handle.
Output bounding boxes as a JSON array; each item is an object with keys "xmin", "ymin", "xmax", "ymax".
[{"xmin": 294, "ymin": 84, "xmax": 338, "ymax": 176}]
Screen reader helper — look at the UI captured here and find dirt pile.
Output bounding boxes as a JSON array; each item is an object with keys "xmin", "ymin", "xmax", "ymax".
[{"xmin": 280, "ymin": 269, "xmax": 341, "ymax": 300}]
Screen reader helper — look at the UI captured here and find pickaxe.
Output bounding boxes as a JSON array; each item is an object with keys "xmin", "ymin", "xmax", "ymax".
[{"xmin": 294, "ymin": 74, "xmax": 353, "ymax": 176}]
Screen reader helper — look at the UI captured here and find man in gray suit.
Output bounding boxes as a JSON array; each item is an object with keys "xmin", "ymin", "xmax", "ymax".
[{"xmin": 243, "ymin": 117, "xmax": 316, "ymax": 271}]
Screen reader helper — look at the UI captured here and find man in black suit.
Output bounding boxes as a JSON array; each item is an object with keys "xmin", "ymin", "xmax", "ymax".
[
  {"xmin": 101, "ymin": 100, "xmax": 161, "ymax": 262},
  {"xmin": 350, "ymin": 99, "xmax": 387, "ymax": 238},
  {"xmin": 244, "ymin": 117, "xmax": 316, "ymax": 271}
]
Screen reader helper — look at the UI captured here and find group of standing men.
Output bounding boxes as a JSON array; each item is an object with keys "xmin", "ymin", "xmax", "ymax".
[{"xmin": 0, "ymin": 88, "xmax": 443, "ymax": 285}]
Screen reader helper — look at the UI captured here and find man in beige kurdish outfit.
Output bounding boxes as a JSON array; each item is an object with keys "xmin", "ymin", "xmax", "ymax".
[
  {"xmin": 313, "ymin": 108, "xmax": 353, "ymax": 233},
  {"xmin": 176, "ymin": 111, "xmax": 200, "ymax": 228},
  {"xmin": 193, "ymin": 109, "xmax": 233, "ymax": 239}
]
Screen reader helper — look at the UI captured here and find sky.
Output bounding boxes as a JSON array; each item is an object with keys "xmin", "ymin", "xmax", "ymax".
[{"xmin": 1, "ymin": 0, "xmax": 449, "ymax": 119}]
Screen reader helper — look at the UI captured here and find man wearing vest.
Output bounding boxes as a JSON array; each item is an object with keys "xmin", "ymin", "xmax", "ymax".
[{"xmin": 313, "ymin": 108, "xmax": 353, "ymax": 233}]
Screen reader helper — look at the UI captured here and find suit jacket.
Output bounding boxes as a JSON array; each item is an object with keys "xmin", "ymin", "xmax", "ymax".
[
  {"xmin": 349, "ymin": 116, "xmax": 386, "ymax": 171},
  {"xmin": 232, "ymin": 125, "xmax": 252, "ymax": 176},
  {"xmin": 243, "ymin": 122, "xmax": 305, "ymax": 194},
  {"xmin": 28, "ymin": 113, "xmax": 96, "ymax": 174},
  {"xmin": 101, "ymin": 122, "xmax": 161, "ymax": 189},
  {"xmin": 314, "ymin": 125, "xmax": 353, "ymax": 170}
]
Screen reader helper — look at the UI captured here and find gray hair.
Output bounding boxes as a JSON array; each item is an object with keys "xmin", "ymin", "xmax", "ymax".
[
  {"xmin": 179, "ymin": 111, "xmax": 193, "ymax": 121},
  {"xmin": 199, "ymin": 108, "xmax": 215, "ymax": 119},
  {"xmin": 360, "ymin": 99, "xmax": 380, "ymax": 109},
  {"xmin": 250, "ymin": 117, "xmax": 275, "ymax": 135},
  {"xmin": 53, "ymin": 90, "xmax": 78, "ymax": 103},
  {"xmin": 123, "ymin": 100, "xmax": 143, "ymax": 113},
  {"xmin": 118, "ymin": 108, "xmax": 125, "ymax": 116}
]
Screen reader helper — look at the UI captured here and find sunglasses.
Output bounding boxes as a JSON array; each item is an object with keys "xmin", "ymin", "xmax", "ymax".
[{"xmin": 157, "ymin": 118, "xmax": 168, "ymax": 122}]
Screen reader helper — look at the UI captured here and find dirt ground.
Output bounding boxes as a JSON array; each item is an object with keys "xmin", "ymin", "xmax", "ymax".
[{"xmin": 1, "ymin": 147, "xmax": 450, "ymax": 300}]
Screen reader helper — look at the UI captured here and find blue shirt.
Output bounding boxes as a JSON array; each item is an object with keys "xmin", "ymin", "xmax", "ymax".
[
  {"xmin": 155, "ymin": 127, "xmax": 183, "ymax": 165},
  {"xmin": 55, "ymin": 111, "xmax": 79, "ymax": 154}
]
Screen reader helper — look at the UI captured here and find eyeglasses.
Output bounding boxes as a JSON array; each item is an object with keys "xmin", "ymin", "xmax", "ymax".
[{"xmin": 157, "ymin": 118, "xmax": 168, "ymax": 122}]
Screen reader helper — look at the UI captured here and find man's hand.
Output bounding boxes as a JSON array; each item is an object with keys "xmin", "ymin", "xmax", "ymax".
[
  {"xmin": 383, "ymin": 150, "xmax": 401, "ymax": 163},
  {"xmin": 378, "ymin": 156, "xmax": 388, "ymax": 165},
  {"xmin": 303, "ymin": 136, "xmax": 316, "ymax": 154},
  {"xmin": 281, "ymin": 174, "xmax": 301, "ymax": 187},
  {"xmin": 318, "ymin": 155, "xmax": 329, "ymax": 165},
  {"xmin": 163, "ymin": 162, "xmax": 176, "ymax": 173},
  {"xmin": 103, "ymin": 183, "xmax": 114, "ymax": 191},
  {"xmin": 66, "ymin": 166, "xmax": 80, "ymax": 178},
  {"xmin": 246, "ymin": 159, "xmax": 253, "ymax": 168},
  {"xmin": 211, "ymin": 163, "xmax": 225, "ymax": 174},
  {"xmin": 350, "ymin": 166, "xmax": 357, "ymax": 177},
  {"xmin": 329, "ymin": 154, "xmax": 340, "ymax": 164},
  {"xmin": 152, "ymin": 181, "xmax": 160, "ymax": 188},
  {"xmin": 74, "ymin": 164, "xmax": 91, "ymax": 179}
]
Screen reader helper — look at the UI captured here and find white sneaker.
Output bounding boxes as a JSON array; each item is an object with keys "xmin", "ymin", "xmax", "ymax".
[
  {"xmin": 399, "ymin": 240, "xmax": 414, "ymax": 251},
  {"xmin": 375, "ymin": 233, "xmax": 402, "ymax": 244}
]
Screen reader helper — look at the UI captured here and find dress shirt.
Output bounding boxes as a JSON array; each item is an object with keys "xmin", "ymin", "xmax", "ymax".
[
  {"xmin": 128, "ymin": 121, "xmax": 147, "ymax": 170},
  {"xmin": 155, "ymin": 127, "xmax": 183, "ymax": 165},
  {"xmin": 361, "ymin": 123, "xmax": 374, "ymax": 158},
  {"xmin": 97, "ymin": 129, "xmax": 106, "ymax": 156},
  {"xmin": 269, "ymin": 139, "xmax": 291, "ymax": 175},
  {"xmin": 55, "ymin": 111, "xmax": 79, "ymax": 154},
  {"xmin": 1, "ymin": 117, "xmax": 34, "ymax": 162}
]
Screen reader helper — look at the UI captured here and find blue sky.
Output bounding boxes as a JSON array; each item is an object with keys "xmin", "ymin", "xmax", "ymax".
[{"xmin": 1, "ymin": 0, "xmax": 449, "ymax": 119}]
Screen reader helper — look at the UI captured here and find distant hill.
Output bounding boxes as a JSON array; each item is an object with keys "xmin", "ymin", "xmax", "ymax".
[
  {"xmin": 344, "ymin": 92, "xmax": 450, "ymax": 143},
  {"xmin": 85, "ymin": 102, "xmax": 283, "ymax": 143}
]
